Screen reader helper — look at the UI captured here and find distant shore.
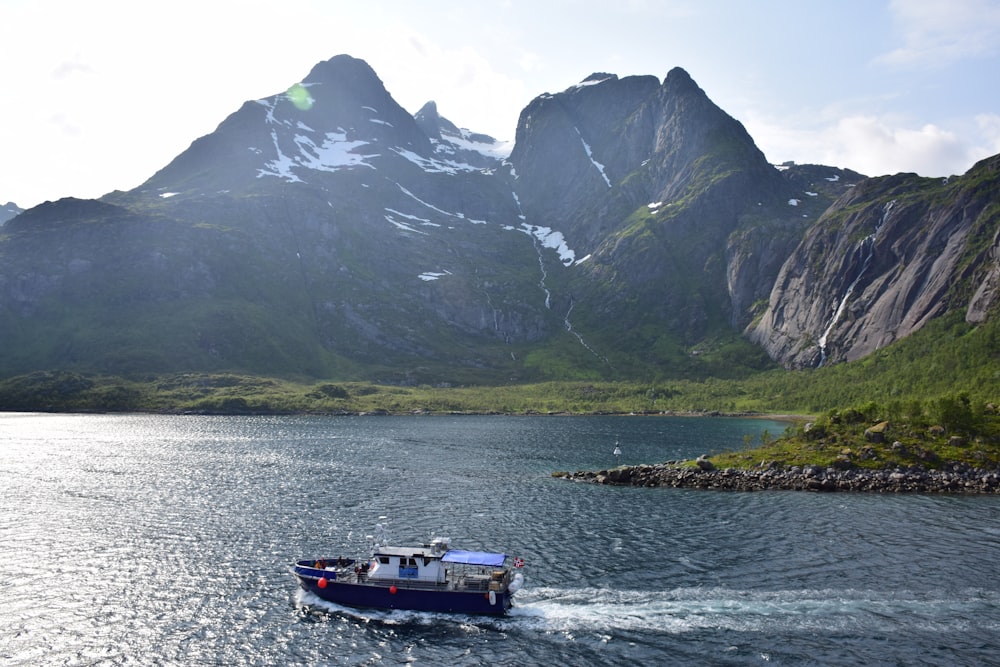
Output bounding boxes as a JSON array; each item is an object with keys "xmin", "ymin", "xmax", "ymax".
[{"xmin": 554, "ymin": 461, "xmax": 1000, "ymax": 494}]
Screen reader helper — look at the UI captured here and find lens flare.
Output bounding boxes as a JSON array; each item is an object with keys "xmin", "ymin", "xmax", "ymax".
[{"xmin": 286, "ymin": 83, "xmax": 313, "ymax": 111}]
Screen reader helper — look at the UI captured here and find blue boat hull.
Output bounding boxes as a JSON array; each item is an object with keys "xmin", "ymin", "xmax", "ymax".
[{"xmin": 294, "ymin": 571, "xmax": 513, "ymax": 615}]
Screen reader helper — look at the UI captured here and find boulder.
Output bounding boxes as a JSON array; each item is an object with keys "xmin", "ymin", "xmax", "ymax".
[
  {"xmin": 695, "ymin": 455, "xmax": 716, "ymax": 471},
  {"xmin": 865, "ymin": 421, "xmax": 890, "ymax": 443}
]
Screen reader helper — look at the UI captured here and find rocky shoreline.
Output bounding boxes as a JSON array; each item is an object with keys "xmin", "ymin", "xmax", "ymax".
[{"xmin": 553, "ymin": 460, "xmax": 1000, "ymax": 494}]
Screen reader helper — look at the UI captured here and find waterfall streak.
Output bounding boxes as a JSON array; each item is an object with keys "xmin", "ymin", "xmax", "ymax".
[
  {"xmin": 564, "ymin": 301, "xmax": 611, "ymax": 364},
  {"xmin": 817, "ymin": 201, "xmax": 894, "ymax": 365}
]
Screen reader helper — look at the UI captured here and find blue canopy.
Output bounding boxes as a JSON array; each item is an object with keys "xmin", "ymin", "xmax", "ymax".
[{"xmin": 441, "ymin": 550, "xmax": 506, "ymax": 567}]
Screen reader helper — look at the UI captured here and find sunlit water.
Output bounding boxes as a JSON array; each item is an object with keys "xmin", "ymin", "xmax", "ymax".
[{"xmin": 2, "ymin": 413, "xmax": 999, "ymax": 665}]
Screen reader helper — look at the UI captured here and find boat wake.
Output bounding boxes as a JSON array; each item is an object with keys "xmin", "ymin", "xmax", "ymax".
[
  {"xmin": 298, "ymin": 585, "xmax": 1000, "ymax": 636},
  {"xmin": 509, "ymin": 585, "xmax": 1000, "ymax": 635}
]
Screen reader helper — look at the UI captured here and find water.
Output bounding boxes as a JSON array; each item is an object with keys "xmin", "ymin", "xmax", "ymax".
[{"xmin": 2, "ymin": 413, "xmax": 999, "ymax": 666}]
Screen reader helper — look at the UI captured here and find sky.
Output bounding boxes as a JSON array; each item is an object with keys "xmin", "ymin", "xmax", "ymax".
[{"xmin": 2, "ymin": 0, "xmax": 1000, "ymax": 210}]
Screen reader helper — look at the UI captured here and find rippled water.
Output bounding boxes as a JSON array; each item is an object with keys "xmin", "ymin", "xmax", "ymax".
[{"xmin": 2, "ymin": 413, "xmax": 999, "ymax": 665}]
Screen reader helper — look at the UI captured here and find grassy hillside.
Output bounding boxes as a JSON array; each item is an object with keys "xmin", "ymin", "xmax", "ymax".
[{"xmin": 1, "ymin": 311, "xmax": 995, "ymax": 414}]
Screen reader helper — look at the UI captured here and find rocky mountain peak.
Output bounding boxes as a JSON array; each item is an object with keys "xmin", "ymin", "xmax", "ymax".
[
  {"xmin": 302, "ymin": 54, "xmax": 384, "ymax": 88},
  {"xmin": 138, "ymin": 54, "xmax": 437, "ymax": 195},
  {"xmin": 414, "ymin": 101, "xmax": 442, "ymax": 129},
  {"xmin": 413, "ymin": 101, "xmax": 508, "ymax": 170},
  {"xmin": 662, "ymin": 66, "xmax": 697, "ymax": 93},
  {"xmin": 0, "ymin": 201, "xmax": 23, "ymax": 226}
]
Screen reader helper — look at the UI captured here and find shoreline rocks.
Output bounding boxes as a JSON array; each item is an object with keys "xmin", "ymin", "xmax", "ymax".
[{"xmin": 553, "ymin": 461, "xmax": 1000, "ymax": 494}]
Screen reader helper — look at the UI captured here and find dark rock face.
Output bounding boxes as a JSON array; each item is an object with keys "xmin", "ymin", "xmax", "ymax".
[{"xmin": 555, "ymin": 461, "xmax": 1000, "ymax": 494}]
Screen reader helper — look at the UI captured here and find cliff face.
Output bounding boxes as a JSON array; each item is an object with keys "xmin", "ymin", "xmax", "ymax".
[
  {"xmin": 0, "ymin": 54, "xmax": 996, "ymax": 382},
  {"xmin": 747, "ymin": 156, "xmax": 1000, "ymax": 368},
  {"xmin": 506, "ymin": 68, "xmax": 849, "ymax": 348}
]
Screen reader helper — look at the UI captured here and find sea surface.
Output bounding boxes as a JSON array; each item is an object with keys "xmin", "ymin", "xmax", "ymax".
[{"xmin": 2, "ymin": 413, "xmax": 999, "ymax": 666}]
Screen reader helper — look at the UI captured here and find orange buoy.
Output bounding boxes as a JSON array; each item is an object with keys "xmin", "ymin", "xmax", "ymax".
[
  {"xmin": 318, "ymin": 577, "xmax": 328, "ymax": 589},
  {"xmin": 389, "ymin": 585, "xmax": 397, "ymax": 594}
]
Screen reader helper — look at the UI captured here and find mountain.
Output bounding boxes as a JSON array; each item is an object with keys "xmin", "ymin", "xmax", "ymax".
[
  {"xmin": 507, "ymin": 69, "xmax": 860, "ymax": 346},
  {"xmin": 0, "ymin": 55, "xmax": 995, "ymax": 384},
  {"xmin": 0, "ymin": 201, "xmax": 23, "ymax": 226},
  {"xmin": 748, "ymin": 155, "xmax": 1000, "ymax": 368}
]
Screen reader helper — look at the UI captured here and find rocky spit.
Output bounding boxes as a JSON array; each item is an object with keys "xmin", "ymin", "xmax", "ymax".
[{"xmin": 553, "ymin": 460, "xmax": 1000, "ymax": 494}]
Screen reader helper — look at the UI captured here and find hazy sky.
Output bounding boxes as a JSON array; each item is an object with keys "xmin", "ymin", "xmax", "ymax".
[{"xmin": 3, "ymin": 0, "xmax": 999, "ymax": 209}]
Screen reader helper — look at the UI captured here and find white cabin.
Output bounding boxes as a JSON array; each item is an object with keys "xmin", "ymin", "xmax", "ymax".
[{"xmin": 367, "ymin": 537, "xmax": 451, "ymax": 584}]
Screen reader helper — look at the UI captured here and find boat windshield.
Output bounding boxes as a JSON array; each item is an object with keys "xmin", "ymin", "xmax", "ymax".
[{"xmin": 441, "ymin": 550, "xmax": 506, "ymax": 567}]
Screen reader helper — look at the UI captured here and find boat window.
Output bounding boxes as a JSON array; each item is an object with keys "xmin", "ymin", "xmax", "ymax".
[{"xmin": 378, "ymin": 556, "xmax": 390, "ymax": 564}]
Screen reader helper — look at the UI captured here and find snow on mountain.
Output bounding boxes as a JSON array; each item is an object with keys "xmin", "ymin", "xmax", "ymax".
[
  {"xmin": 252, "ymin": 96, "xmax": 382, "ymax": 182},
  {"xmin": 0, "ymin": 201, "xmax": 23, "ymax": 225},
  {"xmin": 249, "ymin": 89, "xmax": 509, "ymax": 183},
  {"xmin": 414, "ymin": 101, "xmax": 509, "ymax": 172}
]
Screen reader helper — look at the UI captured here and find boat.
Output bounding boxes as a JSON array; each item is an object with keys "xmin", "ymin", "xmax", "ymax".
[{"xmin": 292, "ymin": 524, "xmax": 525, "ymax": 615}]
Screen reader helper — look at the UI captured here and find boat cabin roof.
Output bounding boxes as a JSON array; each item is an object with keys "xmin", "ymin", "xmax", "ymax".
[
  {"xmin": 372, "ymin": 546, "xmax": 507, "ymax": 567},
  {"xmin": 441, "ymin": 550, "xmax": 506, "ymax": 566},
  {"xmin": 373, "ymin": 545, "xmax": 436, "ymax": 559}
]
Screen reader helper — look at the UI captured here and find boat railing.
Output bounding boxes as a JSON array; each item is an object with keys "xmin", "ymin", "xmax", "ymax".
[
  {"xmin": 352, "ymin": 569, "xmax": 511, "ymax": 592},
  {"xmin": 296, "ymin": 560, "xmax": 513, "ymax": 593},
  {"xmin": 294, "ymin": 558, "xmax": 357, "ymax": 580}
]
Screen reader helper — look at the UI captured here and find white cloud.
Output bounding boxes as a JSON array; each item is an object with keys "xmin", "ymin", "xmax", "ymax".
[
  {"xmin": 976, "ymin": 114, "xmax": 1000, "ymax": 154},
  {"xmin": 878, "ymin": 0, "xmax": 1000, "ymax": 68},
  {"xmin": 746, "ymin": 110, "xmax": 992, "ymax": 178},
  {"xmin": 822, "ymin": 116, "xmax": 969, "ymax": 176}
]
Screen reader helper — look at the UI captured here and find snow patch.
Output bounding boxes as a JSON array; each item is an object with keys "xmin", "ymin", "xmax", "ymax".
[
  {"xmin": 569, "ymin": 76, "xmax": 613, "ymax": 90},
  {"xmin": 436, "ymin": 128, "xmax": 513, "ymax": 161},
  {"xmin": 418, "ymin": 270, "xmax": 452, "ymax": 282},
  {"xmin": 256, "ymin": 98, "xmax": 279, "ymax": 124},
  {"xmin": 258, "ymin": 129, "xmax": 379, "ymax": 181},
  {"xmin": 258, "ymin": 129, "xmax": 303, "ymax": 183},
  {"xmin": 391, "ymin": 147, "xmax": 481, "ymax": 174},
  {"xmin": 384, "ymin": 208, "xmax": 431, "ymax": 224},
  {"xmin": 575, "ymin": 127, "xmax": 612, "ymax": 187},
  {"xmin": 384, "ymin": 213, "xmax": 429, "ymax": 235},
  {"xmin": 519, "ymin": 223, "xmax": 576, "ymax": 266},
  {"xmin": 395, "ymin": 183, "xmax": 465, "ymax": 220}
]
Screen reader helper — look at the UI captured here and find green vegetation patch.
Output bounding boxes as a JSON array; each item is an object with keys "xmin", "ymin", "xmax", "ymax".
[{"xmin": 709, "ymin": 397, "xmax": 1000, "ymax": 471}]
